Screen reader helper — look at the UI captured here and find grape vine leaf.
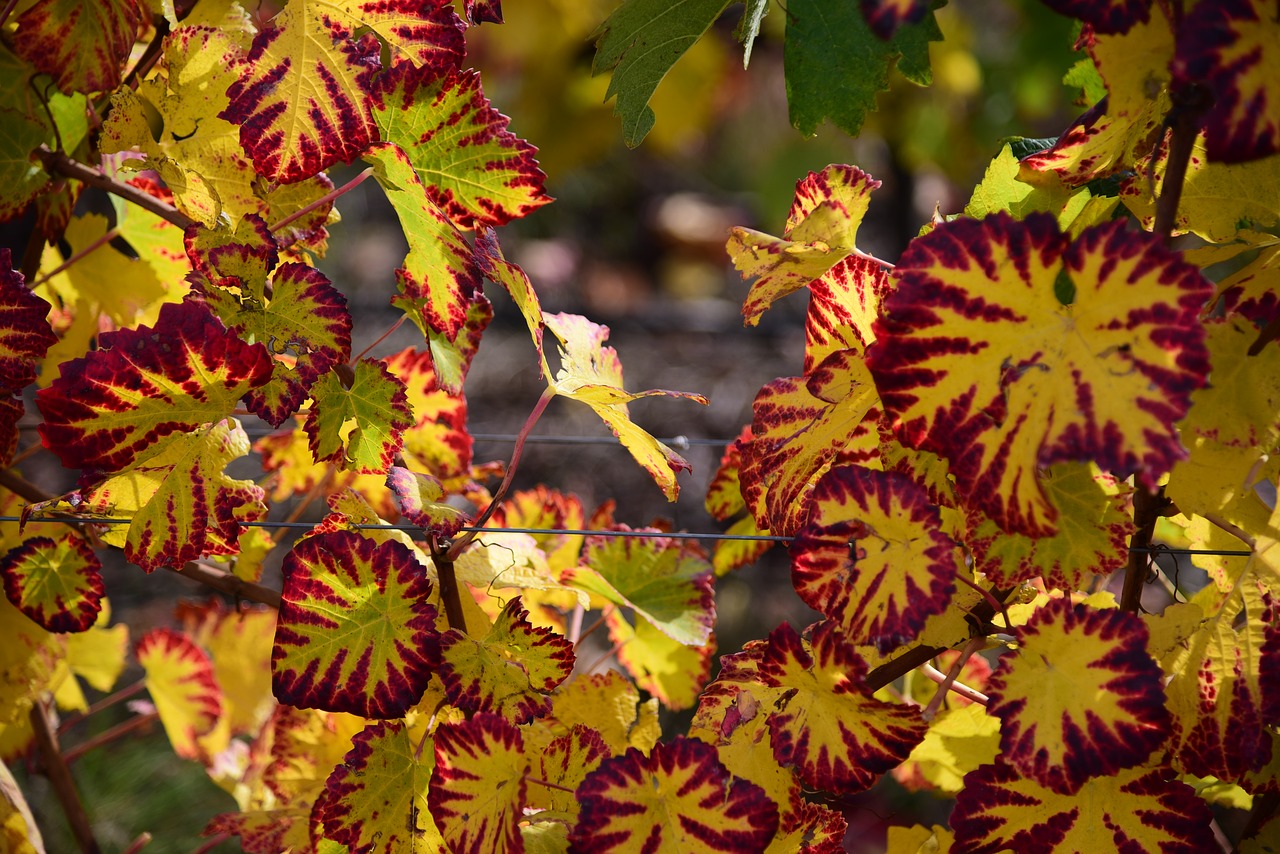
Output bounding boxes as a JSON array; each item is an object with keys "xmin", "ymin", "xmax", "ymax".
[
  {"xmin": 951, "ymin": 762, "xmax": 1217, "ymax": 853},
  {"xmin": 313, "ymin": 720, "xmax": 444, "ymax": 852},
  {"xmin": 1173, "ymin": 0, "xmax": 1280, "ymax": 164},
  {"xmin": 137, "ymin": 627, "xmax": 223, "ymax": 760},
  {"xmin": 570, "ymin": 736, "xmax": 780, "ymax": 852},
  {"xmin": 386, "ymin": 467, "xmax": 469, "ymax": 538},
  {"xmin": 546, "ymin": 670, "xmax": 659, "ymax": 756},
  {"xmin": 373, "ymin": 65, "xmax": 552, "ymax": 229},
  {"xmin": 77, "ymin": 419, "xmax": 267, "ymax": 572},
  {"xmin": 221, "ymin": 0, "xmax": 465, "ymax": 182},
  {"xmin": 569, "ymin": 530, "xmax": 714, "ymax": 646},
  {"xmin": 9, "ymin": 0, "xmax": 142, "ymax": 93},
  {"xmin": 984, "ymin": 598, "xmax": 1172, "ymax": 794},
  {"xmin": 454, "ymin": 532, "xmax": 587, "ymax": 612},
  {"xmin": 305, "ymin": 359, "xmax": 414, "ymax": 474},
  {"xmin": 0, "ymin": 106, "xmax": 52, "ymax": 223},
  {"xmin": 869, "ymin": 213, "xmax": 1213, "ymax": 536},
  {"xmin": 35, "ymin": 300, "xmax": 273, "ymax": 475},
  {"xmin": 1039, "ymin": 0, "xmax": 1149, "ymax": 34},
  {"xmin": 528, "ymin": 724, "xmax": 610, "ymax": 820},
  {"xmin": 437, "ymin": 597, "xmax": 574, "ymax": 724},
  {"xmin": 178, "ymin": 599, "xmax": 276, "ymax": 736},
  {"xmin": 728, "ymin": 165, "xmax": 880, "ymax": 327},
  {"xmin": 895, "ymin": 703, "xmax": 1001, "ymax": 795},
  {"xmin": 966, "ymin": 462, "xmax": 1133, "ymax": 590},
  {"xmin": 804, "ymin": 254, "xmax": 891, "ymax": 371},
  {"xmin": 545, "ymin": 312, "xmax": 706, "ymax": 501},
  {"xmin": 790, "ymin": 466, "xmax": 960, "ymax": 653},
  {"xmin": 784, "ymin": 0, "xmax": 938, "ymax": 137},
  {"xmin": 0, "ymin": 535, "xmax": 102, "ymax": 633},
  {"xmin": 429, "ymin": 713, "xmax": 527, "ymax": 854},
  {"xmin": 608, "ymin": 611, "xmax": 714, "ymax": 711},
  {"xmin": 273, "ymin": 530, "xmax": 438, "ymax": 718},
  {"xmin": 756, "ymin": 622, "xmax": 928, "ymax": 792},
  {"xmin": 475, "ymin": 229, "xmax": 547, "ymax": 372},
  {"xmin": 184, "ymin": 214, "xmax": 278, "ymax": 288},
  {"xmin": 704, "ymin": 428, "xmax": 774, "ymax": 575},
  {"xmin": 383, "ymin": 347, "xmax": 472, "ymax": 478},
  {"xmin": 485, "ymin": 486, "xmax": 585, "ymax": 576},
  {"xmin": 0, "ymin": 251, "xmax": 56, "ymax": 392},
  {"xmin": 1206, "ymin": 232, "xmax": 1280, "ymax": 324},
  {"xmin": 966, "ymin": 143, "xmax": 1096, "ymax": 227}
]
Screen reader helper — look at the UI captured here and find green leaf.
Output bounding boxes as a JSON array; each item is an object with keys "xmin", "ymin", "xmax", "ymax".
[
  {"xmin": 784, "ymin": 0, "xmax": 940, "ymax": 137},
  {"xmin": 591, "ymin": 0, "xmax": 733, "ymax": 147},
  {"xmin": 306, "ymin": 359, "xmax": 414, "ymax": 474}
]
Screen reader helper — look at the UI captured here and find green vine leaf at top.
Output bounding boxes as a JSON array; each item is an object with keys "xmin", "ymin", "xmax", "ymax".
[{"xmin": 869, "ymin": 213, "xmax": 1213, "ymax": 537}]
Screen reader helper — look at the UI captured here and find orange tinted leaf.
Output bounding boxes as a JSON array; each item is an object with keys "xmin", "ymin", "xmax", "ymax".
[
  {"xmin": 306, "ymin": 359, "xmax": 414, "ymax": 474},
  {"xmin": 137, "ymin": 628, "xmax": 222, "ymax": 760},
  {"xmin": 791, "ymin": 466, "xmax": 959, "ymax": 653},
  {"xmin": 10, "ymin": 0, "xmax": 142, "ymax": 92},
  {"xmin": 36, "ymin": 300, "xmax": 273, "ymax": 475},
  {"xmin": 570, "ymin": 531, "xmax": 714, "ymax": 646},
  {"xmin": 273, "ymin": 530, "xmax": 438, "ymax": 718},
  {"xmin": 429, "ymin": 713, "xmax": 528, "ymax": 854},
  {"xmin": 570, "ymin": 737, "xmax": 779, "ymax": 853},
  {"xmin": 374, "ymin": 65, "xmax": 551, "ymax": 229},
  {"xmin": 869, "ymin": 214, "xmax": 1212, "ymax": 536},
  {"xmin": 1173, "ymin": 0, "xmax": 1280, "ymax": 164},
  {"xmin": 437, "ymin": 598, "xmax": 573, "ymax": 724},
  {"xmin": 951, "ymin": 763, "xmax": 1216, "ymax": 853},
  {"xmin": 985, "ymin": 599, "xmax": 1171, "ymax": 794},
  {"xmin": 729, "ymin": 166, "xmax": 879, "ymax": 327},
  {"xmin": 382, "ymin": 347, "xmax": 472, "ymax": 477},
  {"xmin": 0, "ymin": 535, "xmax": 101, "ymax": 634},
  {"xmin": 314, "ymin": 720, "xmax": 445, "ymax": 852},
  {"xmin": 757, "ymin": 622, "xmax": 927, "ymax": 792}
]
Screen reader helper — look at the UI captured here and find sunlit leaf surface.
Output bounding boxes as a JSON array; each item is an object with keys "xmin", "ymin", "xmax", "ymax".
[
  {"xmin": 429, "ymin": 713, "xmax": 528, "ymax": 854},
  {"xmin": 137, "ymin": 628, "xmax": 222, "ymax": 760},
  {"xmin": 306, "ymin": 359, "xmax": 414, "ymax": 474},
  {"xmin": 10, "ymin": 0, "xmax": 141, "ymax": 92}
]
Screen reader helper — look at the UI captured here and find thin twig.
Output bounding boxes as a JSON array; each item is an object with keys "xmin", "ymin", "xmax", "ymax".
[
  {"xmin": 523, "ymin": 775, "xmax": 576, "ymax": 794},
  {"xmin": 567, "ymin": 603, "xmax": 585, "ymax": 645},
  {"xmin": 0, "ymin": 0, "xmax": 20, "ymax": 28},
  {"xmin": 121, "ymin": 832, "xmax": 152, "ymax": 854},
  {"xmin": 59, "ymin": 679, "xmax": 147, "ymax": 733},
  {"xmin": 269, "ymin": 167, "xmax": 372, "ymax": 234},
  {"xmin": 352, "ymin": 316, "xmax": 406, "ymax": 363},
  {"xmin": 582, "ymin": 640, "xmax": 626, "ymax": 676},
  {"xmin": 62, "ymin": 711, "xmax": 160, "ymax": 764},
  {"xmin": 29, "ymin": 701, "xmax": 102, "ymax": 853},
  {"xmin": 35, "ymin": 146, "xmax": 195, "ymax": 230},
  {"xmin": 191, "ymin": 833, "xmax": 231, "ymax": 854},
  {"xmin": 574, "ymin": 608, "xmax": 614, "ymax": 649},
  {"xmin": 172, "ymin": 561, "xmax": 282, "ymax": 609},
  {"xmin": 29, "ymin": 226, "xmax": 122, "ymax": 289},
  {"xmin": 955, "ymin": 573, "xmax": 1010, "ymax": 633}
]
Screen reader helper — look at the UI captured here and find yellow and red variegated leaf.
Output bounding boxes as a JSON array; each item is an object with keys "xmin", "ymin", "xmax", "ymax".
[
  {"xmin": 570, "ymin": 531, "xmax": 714, "ymax": 647},
  {"xmin": 486, "ymin": 486, "xmax": 586, "ymax": 576},
  {"xmin": 437, "ymin": 597, "xmax": 573, "ymax": 724},
  {"xmin": 869, "ymin": 213, "xmax": 1212, "ymax": 537},
  {"xmin": 756, "ymin": 622, "xmax": 927, "ymax": 793},
  {"xmin": 1173, "ymin": 0, "xmax": 1280, "ymax": 164},
  {"xmin": 382, "ymin": 347, "xmax": 471, "ymax": 478},
  {"xmin": 221, "ymin": 0, "xmax": 465, "ymax": 183},
  {"xmin": 474, "ymin": 229, "xmax": 547, "ymax": 376},
  {"xmin": 273, "ymin": 530, "xmax": 438, "ymax": 718},
  {"xmin": 769, "ymin": 795, "xmax": 847, "ymax": 854},
  {"xmin": 0, "ymin": 251, "xmax": 56, "ymax": 393},
  {"xmin": 429, "ymin": 713, "xmax": 528, "ymax": 854},
  {"xmin": 306, "ymin": 358, "xmax": 414, "ymax": 474},
  {"xmin": 546, "ymin": 669, "xmax": 659, "ymax": 756},
  {"xmin": 791, "ymin": 466, "xmax": 959, "ymax": 653},
  {"xmin": 966, "ymin": 462, "xmax": 1133, "ymax": 590},
  {"xmin": 804, "ymin": 254, "xmax": 890, "ymax": 372},
  {"xmin": 201, "ymin": 261, "xmax": 353, "ymax": 427},
  {"xmin": 78, "ymin": 420, "xmax": 266, "ymax": 572},
  {"xmin": 529, "ymin": 724, "xmax": 610, "ymax": 818},
  {"xmin": 951, "ymin": 762, "xmax": 1216, "ymax": 853},
  {"xmin": 706, "ymin": 429, "xmax": 775, "ymax": 575},
  {"xmin": 545, "ymin": 312, "xmax": 706, "ymax": 501},
  {"xmin": 607, "ymin": 611, "xmax": 714, "ymax": 711},
  {"xmin": 730, "ymin": 166, "xmax": 880, "ymax": 327},
  {"xmin": 859, "ymin": 0, "xmax": 931, "ymax": 39},
  {"xmin": 985, "ymin": 598, "xmax": 1171, "ymax": 794},
  {"xmin": 1039, "ymin": 0, "xmax": 1150, "ymax": 34},
  {"xmin": 177, "ymin": 598, "xmax": 276, "ymax": 736},
  {"xmin": 10, "ymin": 0, "xmax": 142, "ymax": 92},
  {"xmin": 367, "ymin": 142, "xmax": 485, "ymax": 343},
  {"xmin": 184, "ymin": 216, "xmax": 278, "ymax": 291},
  {"xmin": 374, "ymin": 65, "xmax": 552, "ymax": 229},
  {"xmin": 1167, "ymin": 572, "xmax": 1280, "ymax": 783},
  {"xmin": 137, "ymin": 628, "xmax": 223, "ymax": 760},
  {"xmin": 894, "ymin": 702, "xmax": 1001, "ymax": 795},
  {"xmin": 313, "ymin": 720, "xmax": 445, "ymax": 852},
  {"xmin": 0, "ymin": 535, "xmax": 102, "ymax": 633},
  {"xmin": 740, "ymin": 352, "xmax": 882, "ymax": 536},
  {"xmin": 1019, "ymin": 16, "xmax": 1173, "ymax": 187},
  {"xmin": 35, "ymin": 300, "xmax": 273, "ymax": 475},
  {"xmin": 570, "ymin": 736, "xmax": 780, "ymax": 853},
  {"xmin": 387, "ymin": 467, "xmax": 469, "ymax": 538}
]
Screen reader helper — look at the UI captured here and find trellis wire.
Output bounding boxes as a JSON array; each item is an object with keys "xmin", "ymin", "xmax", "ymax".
[{"xmin": 0, "ymin": 516, "xmax": 1252, "ymax": 555}]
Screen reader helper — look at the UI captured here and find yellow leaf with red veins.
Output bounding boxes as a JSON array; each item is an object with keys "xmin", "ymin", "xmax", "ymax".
[
  {"xmin": 729, "ymin": 165, "xmax": 880, "ymax": 327},
  {"xmin": 179, "ymin": 599, "xmax": 276, "ymax": 736},
  {"xmin": 985, "ymin": 599, "xmax": 1171, "ymax": 794},
  {"xmin": 545, "ymin": 312, "xmax": 706, "ymax": 501},
  {"xmin": 313, "ymin": 720, "xmax": 445, "ymax": 852},
  {"xmin": 571, "ymin": 737, "xmax": 780, "ymax": 852},
  {"xmin": 137, "ymin": 628, "xmax": 223, "ymax": 761},
  {"xmin": 951, "ymin": 763, "xmax": 1216, "ymax": 852},
  {"xmin": 429, "ymin": 714, "xmax": 527, "ymax": 853},
  {"xmin": 792, "ymin": 465, "xmax": 960, "ymax": 653},
  {"xmin": 804, "ymin": 254, "xmax": 891, "ymax": 370},
  {"xmin": 869, "ymin": 213, "xmax": 1212, "ymax": 537},
  {"xmin": 306, "ymin": 359, "xmax": 414, "ymax": 474},
  {"xmin": 529, "ymin": 724, "xmax": 610, "ymax": 819}
]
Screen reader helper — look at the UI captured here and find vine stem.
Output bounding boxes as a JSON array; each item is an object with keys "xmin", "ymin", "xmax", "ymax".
[
  {"xmin": 0, "ymin": 0, "xmax": 19, "ymax": 28},
  {"xmin": 567, "ymin": 603, "xmax": 585, "ymax": 645},
  {"xmin": 352, "ymin": 315, "xmax": 406, "ymax": 363},
  {"xmin": 122, "ymin": 833, "xmax": 153, "ymax": 854},
  {"xmin": 29, "ymin": 701, "xmax": 101, "ymax": 853},
  {"xmin": 58, "ymin": 678, "xmax": 147, "ymax": 733},
  {"xmin": 269, "ymin": 166, "xmax": 373, "ymax": 234},
  {"xmin": 62, "ymin": 710, "xmax": 160, "ymax": 764},
  {"xmin": 573, "ymin": 606, "xmax": 614, "ymax": 650},
  {"xmin": 523, "ymin": 775, "xmax": 576, "ymax": 794},
  {"xmin": 35, "ymin": 146, "xmax": 195, "ymax": 230},
  {"xmin": 432, "ymin": 539, "xmax": 467, "ymax": 634},
  {"xmin": 447, "ymin": 388, "xmax": 555, "ymax": 561},
  {"xmin": 191, "ymin": 833, "xmax": 231, "ymax": 854},
  {"xmin": 919, "ymin": 637, "xmax": 988, "ymax": 720}
]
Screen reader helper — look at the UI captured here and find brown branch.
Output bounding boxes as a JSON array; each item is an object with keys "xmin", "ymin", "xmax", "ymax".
[
  {"xmin": 432, "ymin": 546, "xmax": 468, "ymax": 634},
  {"xmin": 34, "ymin": 146, "xmax": 196, "ymax": 230},
  {"xmin": 173, "ymin": 561, "xmax": 281, "ymax": 609},
  {"xmin": 62, "ymin": 711, "xmax": 159, "ymax": 764},
  {"xmin": 1120, "ymin": 489, "xmax": 1173, "ymax": 613},
  {"xmin": 29, "ymin": 701, "xmax": 101, "ymax": 854},
  {"xmin": 1152, "ymin": 84, "xmax": 1211, "ymax": 246}
]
